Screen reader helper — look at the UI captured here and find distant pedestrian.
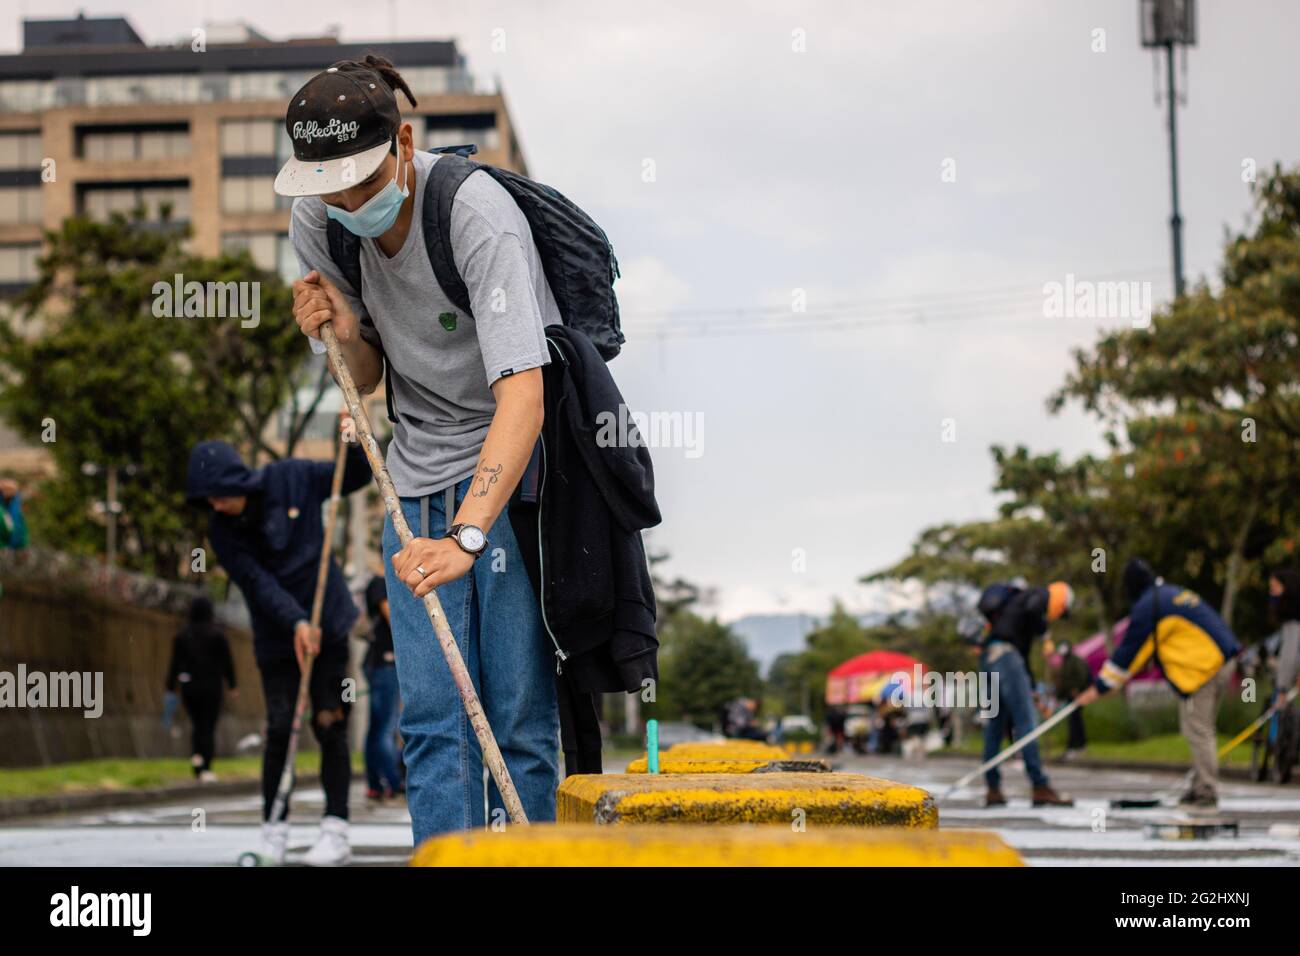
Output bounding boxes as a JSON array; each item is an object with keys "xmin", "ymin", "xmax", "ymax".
[
  {"xmin": 363, "ymin": 573, "xmax": 404, "ymax": 800},
  {"xmin": 725, "ymin": 698, "xmax": 765, "ymax": 741},
  {"xmin": 0, "ymin": 478, "xmax": 28, "ymax": 550},
  {"xmin": 975, "ymin": 580, "xmax": 1075, "ymax": 807},
  {"xmin": 166, "ymin": 595, "xmax": 238, "ymax": 782},
  {"xmin": 1074, "ymin": 558, "xmax": 1241, "ymax": 807},
  {"xmin": 1268, "ymin": 568, "xmax": 1300, "ymax": 783},
  {"xmin": 825, "ymin": 705, "xmax": 847, "ymax": 754},
  {"xmin": 1053, "ymin": 641, "xmax": 1091, "ymax": 757}
]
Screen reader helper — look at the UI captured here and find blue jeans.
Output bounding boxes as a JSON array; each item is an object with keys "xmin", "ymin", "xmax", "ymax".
[
  {"xmin": 364, "ymin": 663, "xmax": 403, "ymax": 792},
  {"xmin": 382, "ymin": 477, "xmax": 559, "ymax": 845},
  {"xmin": 980, "ymin": 644, "xmax": 1049, "ymax": 789}
]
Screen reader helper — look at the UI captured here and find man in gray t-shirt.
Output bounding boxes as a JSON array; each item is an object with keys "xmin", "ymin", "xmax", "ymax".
[
  {"xmin": 276, "ymin": 56, "xmax": 560, "ymax": 843},
  {"xmin": 290, "ymin": 147, "xmax": 562, "ymax": 497}
]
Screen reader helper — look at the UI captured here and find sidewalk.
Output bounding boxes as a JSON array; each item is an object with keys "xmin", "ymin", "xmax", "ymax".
[{"xmin": 0, "ymin": 775, "xmax": 319, "ymax": 821}]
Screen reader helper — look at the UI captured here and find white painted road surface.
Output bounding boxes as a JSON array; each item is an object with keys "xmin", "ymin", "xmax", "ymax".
[
  {"xmin": 2, "ymin": 754, "xmax": 1300, "ymax": 865},
  {"xmin": 846, "ymin": 752, "xmax": 1300, "ymax": 866}
]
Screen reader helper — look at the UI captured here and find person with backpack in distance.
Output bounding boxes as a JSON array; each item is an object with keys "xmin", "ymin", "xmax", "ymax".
[
  {"xmin": 975, "ymin": 581, "xmax": 1075, "ymax": 807},
  {"xmin": 278, "ymin": 56, "xmax": 659, "ymax": 843},
  {"xmin": 1074, "ymin": 558, "xmax": 1242, "ymax": 807}
]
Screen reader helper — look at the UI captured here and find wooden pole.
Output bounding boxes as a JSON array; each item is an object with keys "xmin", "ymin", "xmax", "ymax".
[{"xmin": 319, "ymin": 323, "xmax": 527, "ymax": 825}]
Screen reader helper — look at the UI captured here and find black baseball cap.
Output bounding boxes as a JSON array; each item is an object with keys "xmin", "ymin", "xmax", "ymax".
[{"xmin": 274, "ymin": 61, "xmax": 401, "ymax": 197}]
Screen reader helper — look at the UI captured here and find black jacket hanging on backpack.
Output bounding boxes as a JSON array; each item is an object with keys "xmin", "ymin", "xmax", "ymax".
[
  {"xmin": 325, "ymin": 145, "xmax": 625, "ymax": 425},
  {"xmin": 508, "ymin": 325, "xmax": 661, "ymax": 774}
]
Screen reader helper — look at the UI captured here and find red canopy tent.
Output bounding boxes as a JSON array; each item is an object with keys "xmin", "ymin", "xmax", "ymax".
[{"xmin": 825, "ymin": 650, "xmax": 924, "ymax": 706}]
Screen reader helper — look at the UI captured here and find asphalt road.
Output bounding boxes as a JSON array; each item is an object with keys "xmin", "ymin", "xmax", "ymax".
[
  {"xmin": 3, "ymin": 753, "xmax": 1300, "ymax": 866},
  {"xmin": 0, "ymin": 783, "xmax": 415, "ymax": 867},
  {"xmin": 842, "ymin": 752, "xmax": 1300, "ymax": 866}
]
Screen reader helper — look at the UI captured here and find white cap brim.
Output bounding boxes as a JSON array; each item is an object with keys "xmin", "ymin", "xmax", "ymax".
[{"xmin": 273, "ymin": 139, "xmax": 392, "ymax": 197}]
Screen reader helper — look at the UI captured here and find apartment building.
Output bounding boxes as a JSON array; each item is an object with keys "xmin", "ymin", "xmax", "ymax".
[{"xmin": 0, "ymin": 13, "xmax": 530, "ymax": 476}]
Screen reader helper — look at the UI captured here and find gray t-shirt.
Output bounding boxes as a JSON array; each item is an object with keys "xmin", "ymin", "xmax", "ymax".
[{"xmin": 290, "ymin": 150, "xmax": 560, "ymax": 497}]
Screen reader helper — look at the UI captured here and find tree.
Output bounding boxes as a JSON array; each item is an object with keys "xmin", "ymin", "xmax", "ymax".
[
  {"xmin": 0, "ymin": 209, "xmax": 324, "ymax": 577},
  {"xmin": 653, "ymin": 612, "xmax": 761, "ymax": 727},
  {"xmin": 1051, "ymin": 166, "xmax": 1300, "ymax": 631}
]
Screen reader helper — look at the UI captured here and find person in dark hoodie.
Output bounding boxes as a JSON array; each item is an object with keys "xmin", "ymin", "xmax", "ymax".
[
  {"xmin": 166, "ymin": 595, "xmax": 237, "ymax": 782},
  {"xmin": 1075, "ymin": 558, "xmax": 1241, "ymax": 807},
  {"xmin": 186, "ymin": 425, "xmax": 369, "ymax": 865}
]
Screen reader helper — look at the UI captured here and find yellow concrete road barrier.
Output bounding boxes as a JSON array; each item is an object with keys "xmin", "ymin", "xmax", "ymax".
[
  {"xmin": 558, "ymin": 772, "xmax": 937, "ymax": 828},
  {"xmin": 411, "ymin": 823, "xmax": 1020, "ymax": 866},
  {"xmin": 664, "ymin": 741, "xmax": 789, "ymax": 760},
  {"xmin": 625, "ymin": 755, "xmax": 831, "ymax": 774}
]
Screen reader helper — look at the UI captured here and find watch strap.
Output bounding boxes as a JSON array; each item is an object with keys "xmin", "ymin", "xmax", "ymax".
[{"xmin": 448, "ymin": 523, "xmax": 487, "ymax": 557}]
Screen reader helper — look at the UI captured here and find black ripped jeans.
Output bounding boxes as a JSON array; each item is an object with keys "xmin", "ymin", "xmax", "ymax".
[{"xmin": 258, "ymin": 642, "xmax": 352, "ymax": 821}]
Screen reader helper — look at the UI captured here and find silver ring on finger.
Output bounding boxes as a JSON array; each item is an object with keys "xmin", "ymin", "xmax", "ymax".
[{"xmin": 416, "ymin": 564, "xmax": 428, "ymax": 577}]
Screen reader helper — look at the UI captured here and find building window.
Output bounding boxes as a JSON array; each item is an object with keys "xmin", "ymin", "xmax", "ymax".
[
  {"xmin": 220, "ymin": 119, "xmax": 278, "ymax": 157},
  {"xmin": 80, "ymin": 182, "xmax": 190, "ymax": 223},
  {"xmin": 0, "ymin": 187, "xmax": 42, "ymax": 225},
  {"xmin": 0, "ymin": 131, "xmax": 42, "ymax": 170},
  {"xmin": 0, "ymin": 243, "xmax": 40, "ymax": 293},
  {"xmin": 425, "ymin": 113, "xmax": 499, "ymax": 152},
  {"xmin": 0, "ymin": 69, "xmax": 469, "ymax": 113},
  {"xmin": 223, "ymin": 232, "xmax": 298, "ymax": 284},
  {"xmin": 79, "ymin": 125, "xmax": 190, "ymax": 162},
  {"xmin": 83, "ymin": 74, "xmax": 202, "ymax": 107},
  {"xmin": 0, "ymin": 80, "xmax": 53, "ymax": 113},
  {"xmin": 221, "ymin": 176, "xmax": 281, "ymax": 213}
]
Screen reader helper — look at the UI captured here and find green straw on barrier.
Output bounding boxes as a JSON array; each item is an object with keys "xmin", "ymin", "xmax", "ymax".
[{"xmin": 646, "ymin": 718, "xmax": 659, "ymax": 774}]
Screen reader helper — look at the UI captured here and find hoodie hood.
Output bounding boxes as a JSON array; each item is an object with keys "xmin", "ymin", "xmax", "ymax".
[
  {"xmin": 188, "ymin": 594, "xmax": 215, "ymax": 624},
  {"xmin": 1123, "ymin": 557, "xmax": 1156, "ymax": 606},
  {"xmin": 186, "ymin": 440, "xmax": 262, "ymax": 504},
  {"xmin": 1271, "ymin": 568, "xmax": 1300, "ymax": 624}
]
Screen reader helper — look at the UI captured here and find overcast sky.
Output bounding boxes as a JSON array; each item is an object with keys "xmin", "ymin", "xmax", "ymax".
[{"xmin": 8, "ymin": 1, "xmax": 1299, "ymax": 621}]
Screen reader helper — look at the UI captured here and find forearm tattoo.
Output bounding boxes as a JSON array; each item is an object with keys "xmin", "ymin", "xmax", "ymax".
[{"xmin": 472, "ymin": 461, "xmax": 503, "ymax": 498}]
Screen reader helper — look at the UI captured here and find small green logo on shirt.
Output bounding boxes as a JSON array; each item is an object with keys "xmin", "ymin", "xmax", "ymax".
[{"xmin": 439, "ymin": 312, "xmax": 458, "ymax": 332}]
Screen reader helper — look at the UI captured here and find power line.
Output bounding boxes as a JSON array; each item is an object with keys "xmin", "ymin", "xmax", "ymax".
[
  {"xmin": 620, "ymin": 264, "xmax": 1175, "ymax": 321},
  {"xmin": 618, "ymin": 263, "xmax": 1209, "ymax": 341}
]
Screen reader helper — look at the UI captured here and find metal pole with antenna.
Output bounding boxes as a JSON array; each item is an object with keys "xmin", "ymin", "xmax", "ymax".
[{"xmin": 1140, "ymin": 0, "xmax": 1196, "ymax": 299}]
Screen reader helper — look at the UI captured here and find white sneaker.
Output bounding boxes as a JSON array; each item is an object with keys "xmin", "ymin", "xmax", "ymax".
[
  {"xmin": 199, "ymin": 770, "xmax": 218, "ymax": 784},
  {"xmin": 260, "ymin": 821, "xmax": 290, "ymax": 866},
  {"xmin": 303, "ymin": 816, "xmax": 351, "ymax": 867}
]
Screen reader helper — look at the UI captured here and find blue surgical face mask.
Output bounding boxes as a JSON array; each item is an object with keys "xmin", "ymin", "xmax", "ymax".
[{"xmin": 325, "ymin": 150, "xmax": 408, "ymax": 237}]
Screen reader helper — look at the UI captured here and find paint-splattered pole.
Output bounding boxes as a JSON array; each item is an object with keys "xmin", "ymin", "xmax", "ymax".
[{"xmin": 320, "ymin": 323, "xmax": 528, "ymax": 826}]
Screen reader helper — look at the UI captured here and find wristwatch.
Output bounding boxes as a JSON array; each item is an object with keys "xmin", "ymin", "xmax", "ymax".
[{"xmin": 448, "ymin": 523, "xmax": 488, "ymax": 558}]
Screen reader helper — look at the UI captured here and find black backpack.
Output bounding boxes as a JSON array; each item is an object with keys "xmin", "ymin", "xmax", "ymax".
[
  {"xmin": 326, "ymin": 145, "xmax": 624, "ymax": 423},
  {"xmin": 977, "ymin": 583, "xmax": 1021, "ymax": 624}
]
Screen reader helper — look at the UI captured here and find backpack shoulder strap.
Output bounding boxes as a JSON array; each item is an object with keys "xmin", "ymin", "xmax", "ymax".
[
  {"xmin": 324, "ymin": 217, "xmax": 363, "ymax": 300},
  {"xmin": 325, "ymin": 216, "xmax": 402, "ymax": 422},
  {"xmin": 422, "ymin": 152, "xmax": 478, "ymax": 317}
]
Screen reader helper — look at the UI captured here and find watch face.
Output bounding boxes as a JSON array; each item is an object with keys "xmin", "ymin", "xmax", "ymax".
[{"xmin": 459, "ymin": 526, "xmax": 486, "ymax": 553}]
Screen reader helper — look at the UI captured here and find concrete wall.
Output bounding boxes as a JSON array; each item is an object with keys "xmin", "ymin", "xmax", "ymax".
[{"xmin": 0, "ymin": 580, "xmax": 267, "ymax": 768}]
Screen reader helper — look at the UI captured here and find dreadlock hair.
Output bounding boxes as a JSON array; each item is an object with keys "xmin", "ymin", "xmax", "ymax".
[
  {"xmin": 362, "ymin": 53, "xmax": 417, "ymax": 109},
  {"xmin": 359, "ymin": 54, "xmax": 417, "ymax": 156}
]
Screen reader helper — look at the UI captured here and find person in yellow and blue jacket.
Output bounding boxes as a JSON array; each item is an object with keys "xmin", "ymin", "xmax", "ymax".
[{"xmin": 1075, "ymin": 557, "xmax": 1240, "ymax": 807}]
